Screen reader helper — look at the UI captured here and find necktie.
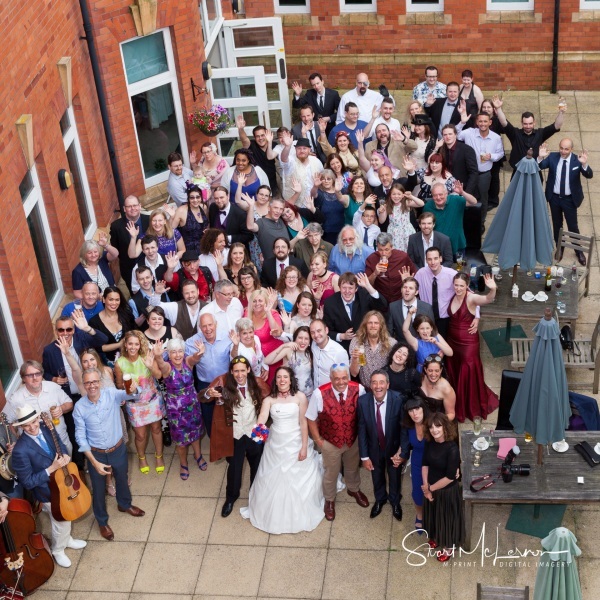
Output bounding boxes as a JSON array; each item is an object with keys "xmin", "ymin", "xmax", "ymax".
[
  {"xmin": 346, "ymin": 301, "xmax": 353, "ymax": 319},
  {"xmin": 319, "ymin": 95, "xmax": 324, "ymax": 112},
  {"xmin": 404, "ymin": 304, "xmax": 413, "ymax": 318},
  {"xmin": 309, "ymin": 128, "xmax": 316, "ymax": 152},
  {"xmin": 432, "ymin": 277, "xmax": 440, "ymax": 320},
  {"xmin": 376, "ymin": 401, "xmax": 385, "ymax": 451},
  {"xmin": 363, "ymin": 226, "xmax": 369, "ymax": 245},
  {"xmin": 279, "ymin": 263, "xmax": 285, "ymax": 274},
  {"xmin": 339, "ymin": 392, "xmax": 345, "ymax": 406},
  {"xmin": 560, "ymin": 158, "xmax": 567, "ymax": 196},
  {"xmin": 37, "ymin": 433, "xmax": 53, "ymax": 456},
  {"xmin": 239, "ymin": 386, "xmax": 245, "ymax": 398}
]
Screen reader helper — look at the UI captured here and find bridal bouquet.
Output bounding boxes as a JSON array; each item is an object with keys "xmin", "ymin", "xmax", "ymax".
[{"xmin": 251, "ymin": 423, "xmax": 269, "ymax": 444}]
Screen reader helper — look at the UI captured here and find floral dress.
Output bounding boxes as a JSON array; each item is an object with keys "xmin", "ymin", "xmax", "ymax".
[
  {"xmin": 416, "ymin": 169, "xmax": 456, "ymax": 201},
  {"xmin": 116, "ymin": 356, "xmax": 165, "ymax": 427},
  {"xmin": 388, "ymin": 204, "xmax": 415, "ymax": 252},
  {"xmin": 162, "ymin": 360, "xmax": 204, "ymax": 445},
  {"xmin": 287, "ymin": 351, "xmax": 314, "ymax": 399}
]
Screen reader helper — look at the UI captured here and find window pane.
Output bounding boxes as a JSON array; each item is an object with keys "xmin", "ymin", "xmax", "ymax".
[
  {"xmin": 66, "ymin": 143, "xmax": 91, "ymax": 233},
  {"xmin": 0, "ymin": 305, "xmax": 18, "ymax": 390},
  {"xmin": 131, "ymin": 84, "xmax": 181, "ymax": 179},
  {"xmin": 219, "ymin": 138, "xmax": 243, "ymax": 158},
  {"xmin": 122, "ymin": 32, "xmax": 168, "ymax": 84},
  {"xmin": 19, "ymin": 172, "xmax": 34, "ymax": 203},
  {"xmin": 27, "ymin": 204, "xmax": 58, "ymax": 303},
  {"xmin": 233, "ymin": 27, "xmax": 275, "ymax": 48},
  {"xmin": 59, "ymin": 110, "xmax": 71, "ymax": 136},
  {"xmin": 237, "ymin": 55, "xmax": 277, "ymax": 75}
]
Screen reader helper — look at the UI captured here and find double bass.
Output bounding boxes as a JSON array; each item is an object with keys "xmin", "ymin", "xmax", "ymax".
[{"xmin": 0, "ymin": 498, "xmax": 54, "ymax": 596}]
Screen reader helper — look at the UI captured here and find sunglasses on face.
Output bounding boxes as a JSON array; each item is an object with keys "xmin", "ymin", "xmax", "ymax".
[{"xmin": 57, "ymin": 327, "xmax": 74, "ymax": 333}]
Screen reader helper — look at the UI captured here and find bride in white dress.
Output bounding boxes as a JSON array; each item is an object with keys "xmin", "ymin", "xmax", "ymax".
[{"xmin": 240, "ymin": 366, "xmax": 324, "ymax": 534}]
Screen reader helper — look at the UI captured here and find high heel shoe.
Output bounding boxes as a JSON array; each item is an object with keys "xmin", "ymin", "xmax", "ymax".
[
  {"xmin": 428, "ymin": 539, "xmax": 438, "ymax": 549},
  {"xmin": 436, "ymin": 549, "xmax": 453, "ymax": 563},
  {"xmin": 196, "ymin": 454, "xmax": 208, "ymax": 471},
  {"xmin": 138, "ymin": 455, "xmax": 149, "ymax": 474},
  {"xmin": 155, "ymin": 453, "xmax": 165, "ymax": 474}
]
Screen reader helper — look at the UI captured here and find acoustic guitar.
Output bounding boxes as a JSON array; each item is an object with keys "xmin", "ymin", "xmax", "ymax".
[{"xmin": 40, "ymin": 413, "xmax": 91, "ymax": 522}]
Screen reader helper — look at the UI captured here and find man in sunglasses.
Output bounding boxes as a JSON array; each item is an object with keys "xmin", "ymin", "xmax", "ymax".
[{"xmin": 41, "ymin": 314, "xmax": 108, "ymax": 471}]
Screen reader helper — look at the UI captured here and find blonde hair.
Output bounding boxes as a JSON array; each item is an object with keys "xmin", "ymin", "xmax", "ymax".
[
  {"xmin": 121, "ymin": 330, "xmax": 150, "ymax": 357},
  {"xmin": 149, "ymin": 208, "xmax": 174, "ymax": 239},
  {"xmin": 355, "ymin": 310, "xmax": 393, "ymax": 353},
  {"xmin": 79, "ymin": 240, "xmax": 103, "ymax": 267},
  {"xmin": 247, "ymin": 289, "xmax": 270, "ymax": 319}
]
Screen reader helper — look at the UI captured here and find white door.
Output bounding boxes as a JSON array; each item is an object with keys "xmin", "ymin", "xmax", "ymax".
[
  {"xmin": 221, "ymin": 17, "xmax": 291, "ymax": 131},
  {"xmin": 208, "ymin": 66, "xmax": 269, "ymax": 163}
]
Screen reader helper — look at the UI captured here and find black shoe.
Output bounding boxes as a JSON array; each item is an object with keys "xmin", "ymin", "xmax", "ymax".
[
  {"xmin": 488, "ymin": 200, "xmax": 499, "ymax": 209},
  {"xmin": 392, "ymin": 504, "xmax": 403, "ymax": 521},
  {"xmin": 370, "ymin": 501, "xmax": 386, "ymax": 518},
  {"xmin": 221, "ymin": 500, "xmax": 234, "ymax": 518},
  {"xmin": 576, "ymin": 251, "xmax": 587, "ymax": 267}
]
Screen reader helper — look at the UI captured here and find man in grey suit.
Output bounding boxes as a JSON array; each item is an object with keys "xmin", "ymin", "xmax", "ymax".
[
  {"xmin": 386, "ymin": 277, "xmax": 435, "ymax": 345},
  {"xmin": 407, "ymin": 212, "xmax": 454, "ymax": 270},
  {"xmin": 292, "ymin": 105, "xmax": 327, "ymax": 164}
]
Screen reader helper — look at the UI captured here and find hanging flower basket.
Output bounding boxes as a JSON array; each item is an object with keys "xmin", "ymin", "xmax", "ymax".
[{"xmin": 188, "ymin": 104, "xmax": 233, "ymax": 136}]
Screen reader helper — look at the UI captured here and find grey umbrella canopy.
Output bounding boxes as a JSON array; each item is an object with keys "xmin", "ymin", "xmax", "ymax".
[
  {"xmin": 482, "ymin": 154, "xmax": 554, "ymax": 272},
  {"xmin": 533, "ymin": 527, "xmax": 582, "ymax": 600},
  {"xmin": 509, "ymin": 311, "xmax": 570, "ymax": 446}
]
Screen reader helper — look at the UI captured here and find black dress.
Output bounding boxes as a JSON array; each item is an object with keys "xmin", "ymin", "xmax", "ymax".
[
  {"xmin": 386, "ymin": 366, "xmax": 421, "ymax": 396},
  {"xmin": 418, "ymin": 390, "xmax": 445, "ymax": 415},
  {"xmin": 89, "ymin": 314, "xmax": 133, "ymax": 363},
  {"xmin": 422, "ymin": 440, "xmax": 465, "ymax": 549}
]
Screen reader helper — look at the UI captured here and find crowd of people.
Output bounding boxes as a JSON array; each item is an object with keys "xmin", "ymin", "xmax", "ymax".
[{"xmin": 2, "ymin": 67, "xmax": 593, "ymax": 568}]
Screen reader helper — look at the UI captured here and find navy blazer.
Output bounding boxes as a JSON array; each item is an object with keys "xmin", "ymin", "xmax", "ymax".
[
  {"xmin": 357, "ymin": 390, "xmax": 406, "ymax": 460},
  {"xmin": 12, "ymin": 425, "xmax": 69, "ymax": 503},
  {"xmin": 292, "ymin": 122, "xmax": 327, "ymax": 164},
  {"xmin": 538, "ymin": 152, "xmax": 593, "ymax": 208},
  {"xmin": 292, "ymin": 87, "xmax": 341, "ymax": 132},
  {"xmin": 407, "ymin": 231, "xmax": 454, "ymax": 270}
]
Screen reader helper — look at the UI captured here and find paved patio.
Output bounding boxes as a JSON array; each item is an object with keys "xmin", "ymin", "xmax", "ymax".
[{"xmin": 33, "ymin": 91, "xmax": 599, "ymax": 600}]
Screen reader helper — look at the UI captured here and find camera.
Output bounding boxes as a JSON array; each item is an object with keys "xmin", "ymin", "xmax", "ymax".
[
  {"xmin": 500, "ymin": 445, "xmax": 530, "ymax": 482},
  {"xmin": 501, "ymin": 463, "xmax": 531, "ymax": 482}
]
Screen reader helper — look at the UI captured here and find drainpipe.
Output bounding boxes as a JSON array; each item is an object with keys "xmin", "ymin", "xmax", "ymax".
[
  {"xmin": 551, "ymin": 0, "xmax": 560, "ymax": 93},
  {"xmin": 79, "ymin": 0, "xmax": 126, "ymax": 215}
]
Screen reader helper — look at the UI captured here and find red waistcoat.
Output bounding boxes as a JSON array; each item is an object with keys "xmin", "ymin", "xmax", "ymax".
[{"xmin": 318, "ymin": 382, "xmax": 360, "ymax": 449}]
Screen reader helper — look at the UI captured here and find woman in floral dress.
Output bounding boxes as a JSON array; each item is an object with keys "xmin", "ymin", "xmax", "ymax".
[{"xmin": 153, "ymin": 338, "xmax": 206, "ymax": 480}]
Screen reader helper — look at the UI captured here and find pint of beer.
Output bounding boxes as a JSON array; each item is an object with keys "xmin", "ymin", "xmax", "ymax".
[
  {"xmin": 358, "ymin": 345, "xmax": 367, "ymax": 367},
  {"xmin": 123, "ymin": 374, "xmax": 134, "ymax": 394}
]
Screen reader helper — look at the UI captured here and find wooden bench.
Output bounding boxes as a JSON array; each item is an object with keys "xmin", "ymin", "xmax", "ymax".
[
  {"xmin": 477, "ymin": 584, "xmax": 530, "ymax": 600},
  {"xmin": 510, "ymin": 313, "xmax": 600, "ymax": 393}
]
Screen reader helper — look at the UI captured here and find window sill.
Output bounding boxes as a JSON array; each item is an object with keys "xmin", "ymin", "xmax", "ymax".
[
  {"xmin": 479, "ymin": 11, "xmax": 540, "ymax": 23},
  {"xmin": 399, "ymin": 13, "xmax": 451, "ymax": 25},
  {"xmin": 281, "ymin": 14, "xmax": 315, "ymax": 26},
  {"xmin": 333, "ymin": 13, "xmax": 385, "ymax": 25},
  {"xmin": 573, "ymin": 10, "xmax": 600, "ymax": 21}
]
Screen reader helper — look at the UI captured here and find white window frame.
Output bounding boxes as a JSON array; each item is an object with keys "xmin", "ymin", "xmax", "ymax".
[
  {"xmin": 340, "ymin": 0, "xmax": 377, "ymax": 13},
  {"xmin": 0, "ymin": 274, "xmax": 24, "ymax": 396},
  {"xmin": 274, "ymin": 0, "xmax": 311, "ymax": 14},
  {"xmin": 580, "ymin": 0, "xmax": 600, "ymax": 9},
  {"xmin": 200, "ymin": 0, "xmax": 224, "ymax": 53},
  {"xmin": 62, "ymin": 106, "xmax": 97, "ymax": 239},
  {"xmin": 407, "ymin": 0, "xmax": 444, "ymax": 12},
  {"xmin": 487, "ymin": 0, "xmax": 534, "ymax": 10},
  {"xmin": 120, "ymin": 28, "xmax": 189, "ymax": 188},
  {"xmin": 22, "ymin": 166, "xmax": 64, "ymax": 315}
]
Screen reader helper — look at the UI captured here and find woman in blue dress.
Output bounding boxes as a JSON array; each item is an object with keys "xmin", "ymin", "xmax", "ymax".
[
  {"xmin": 312, "ymin": 169, "xmax": 345, "ymax": 245},
  {"xmin": 275, "ymin": 266, "xmax": 309, "ymax": 314},
  {"xmin": 402, "ymin": 309, "xmax": 453, "ymax": 372},
  {"xmin": 400, "ymin": 396, "xmax": 430, "ymax": 533},
  {"xmin": 222, "ymin": 148, "xmax": 269, "ymax": 203}
]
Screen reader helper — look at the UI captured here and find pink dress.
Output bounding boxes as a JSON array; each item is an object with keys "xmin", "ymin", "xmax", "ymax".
[
  {"xmin": 247, "ymin": 310, "xmax": 283, "ymax": 385},
  {"xmin": 315, "ymin": 272, "xmax": 336, "ymax": 307}
]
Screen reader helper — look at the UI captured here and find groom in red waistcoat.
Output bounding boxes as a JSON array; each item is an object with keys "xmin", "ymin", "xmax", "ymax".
[{"xmin": 306, "ymin": 364, "xmax": 369, "ymax": 521}]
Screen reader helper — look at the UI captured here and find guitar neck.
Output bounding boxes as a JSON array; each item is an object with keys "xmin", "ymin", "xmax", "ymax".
[{"xmin": 40, "ymin": 413, "xmax": 63, "ymax": 458}]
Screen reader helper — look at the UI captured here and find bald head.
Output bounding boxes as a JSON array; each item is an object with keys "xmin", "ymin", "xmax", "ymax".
[
  {"xmin": 559, "ymin": 138, "xmax": 573, "ymax": 159},
  {"xmin": 356, "ymin": 72, "xmax": 369, "ymax": 95}
]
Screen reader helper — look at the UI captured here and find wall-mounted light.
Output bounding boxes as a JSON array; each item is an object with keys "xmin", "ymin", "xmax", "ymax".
[
  {"xmin": 191, "ymin": 62, "xmax": 213, "ymax": 102},
  {"xmin": 58, "ymin": 168, "xmax": 72, "ymax": 190}
]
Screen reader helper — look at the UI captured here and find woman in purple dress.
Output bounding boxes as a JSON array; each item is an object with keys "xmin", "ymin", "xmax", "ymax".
[{"xmin": 153, "ymin": 338, "xmax": 206, "ymax": 480}]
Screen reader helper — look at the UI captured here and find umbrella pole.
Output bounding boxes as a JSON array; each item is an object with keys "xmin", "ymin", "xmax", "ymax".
[
  {"xmin": 537, "ymin": 443, "xmax": 544, "ymax": 466},
  {"xmin": 512, "ymin": 264, "xmax": 518, "ymax": 287}
]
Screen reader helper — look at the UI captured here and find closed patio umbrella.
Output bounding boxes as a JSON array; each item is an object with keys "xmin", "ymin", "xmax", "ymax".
[
  {"xmin": 509, "ymin": 309, "xmax": 571, "ymax": 463},
  {"xmin": 482, "ymin": 151, "xmax": 554, "ymax": 274},
  {"xmin": 533, "ymin": 526, "xmax": 582, "ymax": 600}
]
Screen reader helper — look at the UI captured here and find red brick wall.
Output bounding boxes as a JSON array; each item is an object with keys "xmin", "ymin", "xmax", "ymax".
[
  {"xmin": 245, "ymin": 0, "xmax": 600, "ymax": 91},
  {"xmin": 0, "ymin": 1, "xmax": 119, "ymax": 402}
]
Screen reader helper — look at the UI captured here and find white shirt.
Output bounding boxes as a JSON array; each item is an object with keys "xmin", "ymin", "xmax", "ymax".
[
  {"xmin": 61, "ymin": 341, "xmax": 80, "ymax": 396},
  {"xmin": 310, "ymin": 338, "xmax": 350, "ymax": 389},
  {"xmin": 352, "ymin": 210, "xmax": 381, "ymax": 249},
  {"xmin": 199, "ymin": 248, "xmax": 229, "ymax": 283},
  {"xmin": 456, "ymin": 127, "xmax": 504, "ymax": 173},
  {"xmin": 422, "ymin": 233, "xmax": 434, "ymax": 257},
  {"xmin": 131, "ymin": 254, "xmax": 167, "ymax": 293},
  {"xmin": 402, "ymin": 301, "xmax": 417, "ymax": 321},
  {"xmin": 337, "ymin": 88, "xmax": 387, "ymax": 124},
  {"xmin": 553, "ymin": 156, "xmax": 572, "ymax": 196},
  {"xmin": 360, "ymin": 393, "xmax": 388, "ymax": 460},
  {"xmin": 159, "ymin": 301, "xmax": 201, "ymax": 333},
  {"xmin": 306, "ymin": 383, "xmax": 366, "ymax": 421},
  {"xmin": 200, "ymin": 298, "xmax": 243, "ymax": 334},
  {"xmin": 372, "ymin": 116, "xmax": 401, "ymax": 133},
  {"xmin": 276, "ymin": 258, "xmax": 290, "ymax": 277}
]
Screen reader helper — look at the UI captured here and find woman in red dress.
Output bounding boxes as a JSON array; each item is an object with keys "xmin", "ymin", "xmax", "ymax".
[{"xmin": 446, "ymin": 272, "xmax": 498, "ymax": 423}]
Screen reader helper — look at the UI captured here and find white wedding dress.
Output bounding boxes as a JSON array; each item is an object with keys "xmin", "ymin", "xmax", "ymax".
[{"xmin": 240, "ymin": 402, "xmax": 324, "ymax": 534}]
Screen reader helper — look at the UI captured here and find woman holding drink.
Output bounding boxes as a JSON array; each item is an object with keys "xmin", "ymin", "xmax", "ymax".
[{"xmin": 349, "ymin": 311, "xmax": 396, "ymax": 389}]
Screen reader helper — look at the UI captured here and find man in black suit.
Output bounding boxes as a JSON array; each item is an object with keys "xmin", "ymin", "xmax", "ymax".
[
  {"xmin": 358, "ymin": 370, "xmax": 406, "ymax": 520},
  {"xmin": 439, "ymin": 124, "xmax": 479, "ymax": 197},
  {"xmin": 372, "ymin": 166, "xmax": 418, "ymax": 205},
  {"xmin": 109, "ymin": 195, "xmax": 150, "ymax": 292},
  {"xmin": 538, "ymin": 139, "xmax": 593, "ymax": 265},
  {"xmin": 260, "ymin": 238, "xmax": 309, "ymax": 289},
  {"xmin": 208, "ymin": 186, "xmax": 253, "ymax": 249},
  {"xmin": 323, "ymin": 272, "xmax": 388, "ymax": 353},
  {"xmin": 237, "ymin": 118, "xmax": 279, "ymax": 195},
  {"xmin": 424, "ymin": 82, "xmax": 462, "ymax": 139},
  {"xmin": 407, "ymin": 212, "xmax": 454, "ymax": 269},
  {"xmin": 292, "ymin": 73, "xmax": 340, "ymax": 136},
  {"xmin": 386, "ymin": 277, "xmax": 435, "ymax": 345},
  {"xmin": 292, "ymin": 105, "xmax": 327, "ymax": 164}
]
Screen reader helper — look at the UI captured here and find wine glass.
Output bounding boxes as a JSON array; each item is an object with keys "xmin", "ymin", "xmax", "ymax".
[{"xmin": 379, "ymin": 255, "xmax": 389, "ymax": 278}]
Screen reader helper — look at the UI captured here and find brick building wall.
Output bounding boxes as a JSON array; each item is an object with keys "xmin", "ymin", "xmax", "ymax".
[{"xmin": 243, "ymin": 0, "xmax": 600, "ymax": 92}]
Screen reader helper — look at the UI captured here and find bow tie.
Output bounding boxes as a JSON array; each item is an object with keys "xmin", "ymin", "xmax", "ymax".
[
  {"xmin": 447, "ymin": 103, "xmax": 456, "ymax": 107},
  {"xmin": 219, "ymin": 210, "xmax": 227, "ymax": 216}
]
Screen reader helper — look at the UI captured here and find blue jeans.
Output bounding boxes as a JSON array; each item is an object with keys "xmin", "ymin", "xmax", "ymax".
[{"xmin": 89, "ymin": 442, "xmax": 131, "ymax": 526}]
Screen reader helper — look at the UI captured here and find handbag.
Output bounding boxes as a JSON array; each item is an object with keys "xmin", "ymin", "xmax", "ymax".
[{"xmin": 560, "ymin": 325, "xmax": 574, "ymax": 351}]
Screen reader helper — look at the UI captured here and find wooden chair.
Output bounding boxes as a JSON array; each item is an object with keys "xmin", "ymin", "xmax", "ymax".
[
  {"xmin": 511, "ymin": 312, "xmax": 600, "ymax": 393},
  {"xmin": 555, "ymin": 228, "xmax": 594, "ymax": 298},
  {"xmin": 476, "ymin": 584, "xmax": 530, "ymax": 600}
]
